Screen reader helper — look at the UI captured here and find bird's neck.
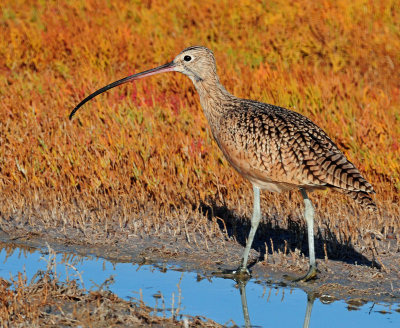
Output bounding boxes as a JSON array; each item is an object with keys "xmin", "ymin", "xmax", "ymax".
[{"xmin": 192, "ymin": 77, "xmax": 234, "ymax": 135}]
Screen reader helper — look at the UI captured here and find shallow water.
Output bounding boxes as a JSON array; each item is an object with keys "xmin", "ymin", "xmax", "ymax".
[{"xmin": 0, "ymin": 244, "xmax": 399, "ymax": 327}]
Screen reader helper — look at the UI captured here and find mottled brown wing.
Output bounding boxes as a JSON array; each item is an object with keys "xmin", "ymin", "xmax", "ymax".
[{"xmin": 217, "ymin": 100, "xmax": 375, "ymax": 195}]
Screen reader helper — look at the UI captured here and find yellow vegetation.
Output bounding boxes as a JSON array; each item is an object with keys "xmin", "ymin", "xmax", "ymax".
[{"xmin": 0, "ymin": 0, "xmax": 399, "ymax": 257}]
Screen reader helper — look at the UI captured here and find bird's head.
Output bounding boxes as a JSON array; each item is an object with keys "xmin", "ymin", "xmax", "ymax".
[{"xmin": 172, "ymin": 46, "xmax": 217, "ymax": 83}]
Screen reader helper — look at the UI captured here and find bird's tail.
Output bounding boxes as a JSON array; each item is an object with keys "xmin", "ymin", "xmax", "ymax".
[{"xmin": 339, "ymin": 189, "xmax": 377, "ymax": 212}]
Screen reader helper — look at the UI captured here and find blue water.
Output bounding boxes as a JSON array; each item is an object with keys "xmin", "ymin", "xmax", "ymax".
[{"xmin": 0, "ymin": 245, "xmax": 399, "ymax": 327}]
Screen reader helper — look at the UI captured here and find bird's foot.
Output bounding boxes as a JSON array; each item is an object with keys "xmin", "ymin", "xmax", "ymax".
[
  {"xmin": 213, "ymin": 266, "xmax": 251, "ymax": 281},
  {"xmin": 284, "ymin": 265, "xmax": 319, "ymax": 282}
]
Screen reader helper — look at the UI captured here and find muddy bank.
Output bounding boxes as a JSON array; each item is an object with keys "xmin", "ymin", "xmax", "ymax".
[{"xmin": 1, "ymin": 222, "xmax": 399, "ymax": 306}]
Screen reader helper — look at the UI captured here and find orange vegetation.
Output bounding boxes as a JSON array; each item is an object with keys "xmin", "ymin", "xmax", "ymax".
[{"xmin": 0, "ymin": 0, "xmax": 399, "ymax": 260}]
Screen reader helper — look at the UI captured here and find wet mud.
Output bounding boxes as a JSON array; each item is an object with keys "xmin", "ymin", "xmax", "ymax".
[{"xmin": 1, "ymin": 221, "xmax": 399, "ymax": 306}]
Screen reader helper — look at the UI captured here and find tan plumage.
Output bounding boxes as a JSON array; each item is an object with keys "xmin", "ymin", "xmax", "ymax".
[
  {"xmin": 183, "ymin": 47, "xmax": 375, "ymax": 210},
  {"xmin": 70, "ymin": 45, "xmax": 376, "ymax": 281}
]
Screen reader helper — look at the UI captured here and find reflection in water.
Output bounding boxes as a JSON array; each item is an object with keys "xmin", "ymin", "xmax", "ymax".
[
  {"xmin": 238, "ymin": 279, "xmax": 251, "ymax": 328},
  {"xmin": 236, "ymin": 277, "xmax": 315, "ymax": 328},
  {"xmin": 303, "ymin": 293, "xmax": 315, "ymax": 328},
  {"xmin": 0, "ymin": 241, "xmax": 399, "ymax": 327}
]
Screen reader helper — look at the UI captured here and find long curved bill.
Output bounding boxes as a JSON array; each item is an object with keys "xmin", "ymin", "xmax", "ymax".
[{"xmin": 69, "ymin": 61, "xmax": 176, "ymax": 120}]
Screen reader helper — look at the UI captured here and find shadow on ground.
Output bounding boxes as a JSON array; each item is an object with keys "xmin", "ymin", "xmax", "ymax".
[{"xmin": 198, "ymin": 200, "xmax": 380, "ymax": 270}]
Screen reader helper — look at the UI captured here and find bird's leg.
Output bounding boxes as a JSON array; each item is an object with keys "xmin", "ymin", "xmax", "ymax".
[
  {"xmin": 286, "ymin": 188, "xmax": 318, "ymax": 282},
  {"xmin": 302, "ymin": 189, "xmax": 316, "ymax": 271},
  {"xmin": 236, "ymin": 185, "xmax": 261, "ymax": 275},
  {"xmin": 212, "ymin": 186, "xmax": 261, "ymax": 279}
]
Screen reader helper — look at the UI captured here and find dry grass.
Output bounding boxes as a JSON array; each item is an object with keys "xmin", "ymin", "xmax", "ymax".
[
  {"xmin": 0, "ymin": 244, "xmax": 221, "ymax": 327},
  {"xmin": 0, "ymin": 1, "xmax": 399, "ymax": 265}
]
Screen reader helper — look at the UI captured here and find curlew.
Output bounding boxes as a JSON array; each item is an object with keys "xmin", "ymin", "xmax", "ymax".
[{"xmin": 70, "ymin": 46, "xmax": 376, "ymax": 281}]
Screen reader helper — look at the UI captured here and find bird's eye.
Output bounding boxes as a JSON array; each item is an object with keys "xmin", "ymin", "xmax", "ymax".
[{"xmin": 184, "ymin": 55, "xmax": 192, "ymax": 62}]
